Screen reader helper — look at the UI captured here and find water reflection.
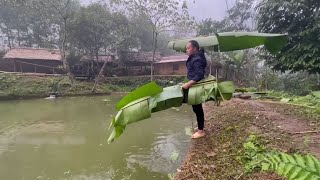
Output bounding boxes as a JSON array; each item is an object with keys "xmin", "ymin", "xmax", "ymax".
[
  {"xmin": 0, "ymin": 96, "xmax": 193, "ymax": 180},
  {"xmin": 127, "ymin": 133, "xmax": 185, "ymax": 173},
  {"xmin": 15, "ymin": 136, "xmax": 86, "ymax": 145}
]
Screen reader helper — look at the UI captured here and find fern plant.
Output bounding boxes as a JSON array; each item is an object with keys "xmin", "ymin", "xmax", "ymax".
[
  {"xmin": 261, "ymin": 152, "xmax": 320, "ymax": 180},
  {"xmin": 243, "ymin": 135, "xmax": 320, "ymax": 180}
]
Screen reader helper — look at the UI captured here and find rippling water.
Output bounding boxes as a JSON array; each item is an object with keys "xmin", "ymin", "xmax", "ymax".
[{"xmin": 0, "ymin": 96, "xmax": 193, "ymax": 180}]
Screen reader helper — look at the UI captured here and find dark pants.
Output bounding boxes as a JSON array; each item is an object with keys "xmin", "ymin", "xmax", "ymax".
[
  {"xmin": 183, "ymin": 88, "xmax": 205, "ymax": 130},
  {"xmin": 192, "ymin": 104, "xmax": 205, "ymax": 130}
]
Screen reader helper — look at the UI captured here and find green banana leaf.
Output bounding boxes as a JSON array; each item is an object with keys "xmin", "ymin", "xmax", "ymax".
[
  {"xmin": 108, "ymin": 78, "xmax": 236, "ymax": 143},
  {"xmin": 187, "ymin": 81, "xmax": 217, "ymax": 105},
  {"xmin": 115, "ymin": 97, "xmax": 151, "ymax": 126},
  {"xmin": 108, "ymin": 86, "xmax": 183, "ymax": 143},
  {"xmin": 187, "ymin": 80, "xmax": 235, "ymax": 105},
  {"xmin": 108, "ymin": 97, "xmax": 152, "ymax": 143},
  {"xmin": 168, "ymin": 36, "xmax": 218, "ymax": 52},
  {"xmin": 116, "ymin": 81, "xmax": 162, "ymax": 110},
  {"xmin": 107, "ymin": 123, "xmax": 126, "ymax": 143},
  {"xmin": 150, "ymin": 85, "xmax": 184, "ymax": 113},
  {"xmin": 168, "ymin": 32, "xmax": 287, "ymax": 54},
  {"xmin": 217, "ymin": 81, "xmax": 235, "ymax": 101}
]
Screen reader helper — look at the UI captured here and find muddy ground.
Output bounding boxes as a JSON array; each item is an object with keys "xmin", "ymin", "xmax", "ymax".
[{"xmin": 175, "ymin": 99, "xmax": 320, "ymax": 180}]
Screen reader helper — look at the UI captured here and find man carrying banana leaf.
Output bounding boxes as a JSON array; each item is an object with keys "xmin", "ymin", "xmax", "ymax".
[
  {"xmin": 182, "ymin": 40, "xmax": 208, "ymax": 139},
  {"xmin": 108, "ymin": 32, "xmax": 287, "ymax": 143}
]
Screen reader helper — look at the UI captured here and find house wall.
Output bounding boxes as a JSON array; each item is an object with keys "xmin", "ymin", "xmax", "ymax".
[
  {"xmin": 154, "ymin": 62, "xmax": 187, "ymax": 75},
  {"xmin": 0, "ymin": 59, "xmax": 14, "ymax": 72},
  {"xmin": 0, "ymin": 59, "xmax": 63, "ymax": 74},
  {"xmin": 154, "ymin": 61, "xmax": 221, "ymax": 77}
]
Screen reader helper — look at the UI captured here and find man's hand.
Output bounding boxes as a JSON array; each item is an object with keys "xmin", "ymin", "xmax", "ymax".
[
  {"xmin": 182, "ymin": 82, "xmax": 191, "ymax": 89},
  {"xmin": 182, "ymin": 80, "xmax": 197, "ymax": 89}
]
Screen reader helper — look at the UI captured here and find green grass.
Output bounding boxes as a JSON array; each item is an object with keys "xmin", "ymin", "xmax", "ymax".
[
  {"xmin": 0, "ymin": 74, "xmax": 187, "ymax": 100},
  {"xmin": 0, "ymin": 74, "xmax": 112, "ymax": 100},
  {"xmin": 268, "ymin": 91, "xmax": 320, "ymax": 113}
]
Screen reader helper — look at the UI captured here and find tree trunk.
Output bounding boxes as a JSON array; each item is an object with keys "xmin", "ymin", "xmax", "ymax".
[
  {"xmin": 224, "ymin": 65, "xmax": 229, "ymax": 80},
  {"xmin": 215, "ymin": 68, "xmax": 219, "ymax": 81},
  {"xmin": 209, "ymin": 60, "xmax": 212, "ymax": 75},
  {"xmin": 11, "ymin": 37, "xmax": 14, "ymax": 48},
  {"xmin": 26, "ymin": 27, "xmax": 32, "ymax": 47},
  {"xmin": 91, "ymin": 61, "xmax": 107, "ymax": 93},
  {"xmin": 17, "ymin": 28, "xmax": 21, "ymax": 46},
  {"xmin": 62, "ymin": 20, "xmax": 68, "ymax": 69},
  {"xmin": 237, "ymin": 67, "xmax": 241, "ymax": 84},
  {"xmin": 151, "ymin": 31, "xmax": 159, "ymax": 81},
  {"xmin": 6, "ymin": 26, "xmax": 12, "ymax": 49},
  {"xmin": 62, "ymin": 18, "xmax": 73, "ymax": 82}
]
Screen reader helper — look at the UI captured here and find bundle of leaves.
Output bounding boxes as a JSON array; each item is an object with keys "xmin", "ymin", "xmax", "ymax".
[{"xmin": 107, "ymin": 76, "xmax": 235, "ymax": 143}]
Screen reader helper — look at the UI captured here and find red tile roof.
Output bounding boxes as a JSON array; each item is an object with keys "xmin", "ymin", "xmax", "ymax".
[{"xmin": 3, "ymin": 48, "xmax": 62, "ymax": 61}]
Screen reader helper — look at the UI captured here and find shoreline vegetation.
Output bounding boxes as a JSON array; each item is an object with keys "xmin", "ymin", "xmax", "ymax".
[{"xmin": 0, "ymin": 73, "xmax": 186, "ymax": 101}]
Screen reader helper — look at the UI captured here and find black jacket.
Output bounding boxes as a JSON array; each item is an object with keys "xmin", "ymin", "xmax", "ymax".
[{"xmin": 186, "ymin": 51, "xmax": 207, "ymax": 82}]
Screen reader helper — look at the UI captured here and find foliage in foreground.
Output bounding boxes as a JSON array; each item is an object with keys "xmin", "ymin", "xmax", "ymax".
[{"xmin": 243, "ymin": 135, "xmax": 320, "ymax": 179}]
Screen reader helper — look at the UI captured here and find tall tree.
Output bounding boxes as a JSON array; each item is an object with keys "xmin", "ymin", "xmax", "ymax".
[
  {"xmin": 196, "ymin": 0, "xmax": 258, "ymax": 85},
  {"xmin": 0, "ymin": 0, "xmax": 28, "ymax": 48},
  {"xmin": 69, "ymin": 3, "xmax": 133, "ymax": 92},
  {"xmin": 44, "ymin": 0, "xmax": 80, "ymax": 74},
  {"xmin": 111, "ymin": 0, "xmax": 194, "ymax": 81},
  {"xmin": 129, "ymin": 15, "xmax": 174, "ymax": 55},
  {"xmin": 70, "ymin": 3, "xmax": 133, "ymax": 63},
  {"xmin": 257, "ymin": 0, "xmax": 320, "ymax": 73},
  {"xmin": 225, "ymin": 0, "xmax": 255, "ymax": 31},
  {"xmin": 0, "ymin": 0, "xmax": 63, "ymax": 48}
]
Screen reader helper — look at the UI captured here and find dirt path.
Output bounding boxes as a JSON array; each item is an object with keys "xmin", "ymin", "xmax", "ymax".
[{"xmin": 175, "ymin": 99, "xmax": 320, "ymax": 180}]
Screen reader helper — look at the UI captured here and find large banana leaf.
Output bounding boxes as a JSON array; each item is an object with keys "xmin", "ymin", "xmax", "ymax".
[
  {"xmin": 187, "ymin": 81, "xmax": 217, "ymax": 105},
  {"xmin": 217, "ymin": 81, "xmax": 235, "ymax": 101},
  {"xmin": 108, "ymin": 97, "xmax": 152, "ymax": 143},
  {"xmin": 187, "ymin": 80, "xmax": 235, "ymax": 105},
  {"xmin": 150, "ymin": 85, "xmax": 184, "ymax": 113},
  {"xmin": 115, "ymin": 97, "xmax": 151, "ymax": 126},
  {"xmin": 116, "ymin": 82, "xmax": 162, "ymax": 110},
  {"xmin": 108, "ymin": 77, "xmax": 236, "ymax": 143},
  {"xmin": 168, "ymin": 32, "xmax": 287, "ymax": 54}
]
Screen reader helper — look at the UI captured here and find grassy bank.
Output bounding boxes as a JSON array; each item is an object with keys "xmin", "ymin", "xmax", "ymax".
[
  {"xmin": 105, "ymin": 75, "xmax": 187, "ymax": 92},
  {"xmin": 175, "ymin": 99, "xmax": 320, "ymax": 179},
  {"xmin": 0, "ymin": 73, "xmax": 186, "ymax": 100},
  {"xmin": 0, "ymin": 74, "xmax": 111, "ymax": 100}
]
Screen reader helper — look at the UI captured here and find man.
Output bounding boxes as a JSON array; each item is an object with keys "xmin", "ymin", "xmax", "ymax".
[{"xmin": 182, "ymin": 40, "xmax": 207, "ymax": 139}]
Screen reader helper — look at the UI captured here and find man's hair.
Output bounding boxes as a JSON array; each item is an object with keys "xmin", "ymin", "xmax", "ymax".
[
  {"xmin": 188, "ymin": 40, "xmax": 200, "ymax": 51},
  {"xmin": 189, "ymin": 40, "xmax": 205, "ymax": 54}
]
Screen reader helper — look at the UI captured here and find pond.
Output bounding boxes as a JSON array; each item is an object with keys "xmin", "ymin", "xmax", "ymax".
[{"xmin": 0, "ymin": 96, "xmax": 194, "ymax": 180}]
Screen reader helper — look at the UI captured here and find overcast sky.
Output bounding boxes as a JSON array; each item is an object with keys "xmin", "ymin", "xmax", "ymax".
[{"xmin": 80, "ymin": 0, "xmax": 236, "ymax": 21}]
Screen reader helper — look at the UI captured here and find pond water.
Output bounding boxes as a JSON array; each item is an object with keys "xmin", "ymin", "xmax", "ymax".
[{"xmin": 0, "ymin": 96, "xmax": 194, "ymax": 180}]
